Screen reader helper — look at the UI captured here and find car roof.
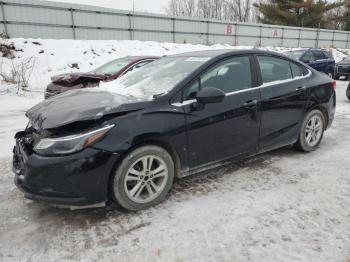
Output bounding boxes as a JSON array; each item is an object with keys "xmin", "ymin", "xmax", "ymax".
[
  {"xmin": 127, "ymin": 56, "xmax": 159, "ymax": 60},
  {"xmin": 169, "ymin": 49, "xmax": 288, "ymax": 58},
  {"xmin": 288, "ymin": 48, "xmax": 329, "ymax": 52}
]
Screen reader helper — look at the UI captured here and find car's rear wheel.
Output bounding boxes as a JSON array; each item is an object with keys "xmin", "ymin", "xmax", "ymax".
[
  {"xmin": 111, "ymin": 145, "xmax": 174, "ymax": 211},
  {"xmin": 295, "ymin": 109, "xmax": 325, "ymax": 152}
]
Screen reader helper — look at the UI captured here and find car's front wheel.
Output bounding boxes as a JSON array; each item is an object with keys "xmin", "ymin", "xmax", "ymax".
[
  {"xmin": 111, "ymin": 145, "xmax": 174, "ymax": 211},
  {"xmin": 295, "ymin": 109, "xmax": 325, "ymax": 152}
]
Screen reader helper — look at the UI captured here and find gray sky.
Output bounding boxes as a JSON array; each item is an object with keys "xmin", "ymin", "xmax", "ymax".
[{"xmin": 43, "ymin": 0, "xmax": 169, "ymax": 14}]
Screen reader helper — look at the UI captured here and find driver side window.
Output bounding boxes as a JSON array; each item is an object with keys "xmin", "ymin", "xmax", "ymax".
[
  {"xmin": 183, "ymin": 56, "xmax": 252, "ymax": 101},
  {"xmin": 302, "ymin": 52, "xmax": 315, "ymax": 63}
]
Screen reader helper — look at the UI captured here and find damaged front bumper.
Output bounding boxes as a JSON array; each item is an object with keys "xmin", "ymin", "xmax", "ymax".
[{"xmin": 13, "ymin": 138, "xmax": 119, "ymax": 206}]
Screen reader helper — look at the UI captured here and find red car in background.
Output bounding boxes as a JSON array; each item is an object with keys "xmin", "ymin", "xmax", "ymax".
[{"xmin": 45, "ymin": 56, "xmax": 158, "ymax": 99}]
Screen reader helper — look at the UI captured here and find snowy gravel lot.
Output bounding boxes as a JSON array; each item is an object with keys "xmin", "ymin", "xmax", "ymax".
[
  {"xmin": 1, "ymin": 40, "xmax": 350, "ymax": 261},
  {"xmin": 0, "ymin": 83, "xmax": 349, "ymax": 262}
]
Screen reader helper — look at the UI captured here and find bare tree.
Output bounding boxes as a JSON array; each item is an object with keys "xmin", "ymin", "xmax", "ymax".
[
  {"xmin": 223, "ymin": 0, "xmax": 252, "ymax": 22},
  {"xmin": 165, "ymin": 0, "xmax": 255, "ymax": 22},
  {"xmin": 324, "ymin": 3, "xmax": 345, "ymax": 30},
  {"xmin": 0, "ymin": 56, "xmax": 35, "ymax": 94},
  {"xmin": 165, "ymin": 0, "xmax": 196, "ymax": 17}
]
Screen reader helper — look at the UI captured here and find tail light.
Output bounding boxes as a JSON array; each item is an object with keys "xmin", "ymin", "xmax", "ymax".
[{"xmin": 332, "ymin": 80, "xmax": 336, "ymax": 89}]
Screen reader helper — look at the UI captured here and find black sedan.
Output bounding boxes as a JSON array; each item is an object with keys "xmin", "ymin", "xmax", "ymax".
[
  {"xmin": 335, "ymin": 55, "xmax": 350, "ymax": 80},
  {"xmin": 13, "ymin": 50, "xmax": 336, "ymax": 211}
]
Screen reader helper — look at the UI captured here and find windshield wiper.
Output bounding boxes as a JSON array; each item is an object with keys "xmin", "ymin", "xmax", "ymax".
[{"xmin": 153, "ymin": 92, "xmax": 165, "ymax": 99}]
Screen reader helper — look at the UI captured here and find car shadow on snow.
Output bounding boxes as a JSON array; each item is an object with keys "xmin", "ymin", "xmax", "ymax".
[{"xmin": 18, "ymin": 145, "xmax": 298, "ymax": 228}]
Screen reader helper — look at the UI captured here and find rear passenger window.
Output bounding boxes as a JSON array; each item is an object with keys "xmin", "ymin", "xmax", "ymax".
[
  {"xmin": 302, "ymin": 52, "xmax": 315, "ymax": 62},
  {"xmin": 323, "ymin": 51, "xmax": 332, "ymax": 59},
  {"xmin": 313, "ymin": 51, "xmax": 326, "ymax": 60},
  {"xmin": 257, "ymin": 56, "xmax": 292, "ymax": 83},
  {"xmin": 290, "ymin": 62, "xmax": 303, "ymax": 78}
]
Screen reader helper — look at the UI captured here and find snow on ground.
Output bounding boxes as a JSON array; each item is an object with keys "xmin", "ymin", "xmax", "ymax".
[{"xmin": 1, "ymin": 39, "xmax": 350, "ymax": 261}]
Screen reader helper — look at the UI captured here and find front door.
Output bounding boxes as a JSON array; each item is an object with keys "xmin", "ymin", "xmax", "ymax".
[{"xmin": 182, "ymin": 55, "xmax": 261, "ymax": 170}]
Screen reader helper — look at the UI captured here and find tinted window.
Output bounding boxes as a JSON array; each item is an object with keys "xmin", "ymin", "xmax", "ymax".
[
  {"xmin": 290, "ymin": 62, "xmax": 304, "ymax": 77},
  {"xmin": 302, "ymin": 52, "xmax": 315, "ymax": 62},
  {"xmin": 134, "ymin": 60, "xmax": 153, "ymax": 69},
  {"xmin": 285, "ymin": 51, "xmax": 304, "ymax": 60},
  {"xmin": 200, "ymin": 56, "xmax": 252, "ymax": 94},
  {"xmin": 93, "ymin": 57, "xmax": 136, "ymax": 75},
  {"xmin": 313, "ymin": 51, "xmax": 326, "ymax": 60},
  {"xmin": 323, "ymin": 51, "xmax": 332, "ymax": 59},
  {"xmin": 257, "ymin": 56, "xmax": 292, "ymax": 83},
  {"xmin": 184, "ymin": 80, "xmax": 200, "ymax": 100},
  {"xmin": 123, "ymin": 60, "xmax": 153, "ymax": 75}
]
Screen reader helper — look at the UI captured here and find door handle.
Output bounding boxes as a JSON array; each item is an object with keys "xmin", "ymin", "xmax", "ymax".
[
  {"xmin": 243, "ymin": 99, "xmax": 258, "ymax": 108},
  {"xmin": 296, "ymin": 86, "xmax": 306, "ymax": 93}
]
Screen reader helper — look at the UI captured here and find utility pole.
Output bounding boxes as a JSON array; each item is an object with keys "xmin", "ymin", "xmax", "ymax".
[{"xmin": 133, "ymin": 0, "xmax": 135, "ymax": 13}]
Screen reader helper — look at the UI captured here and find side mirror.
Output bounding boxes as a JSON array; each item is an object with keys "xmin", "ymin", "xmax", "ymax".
[{"xmin": 195, "ymin": 87, "xmax": 225, "ymax": 104}]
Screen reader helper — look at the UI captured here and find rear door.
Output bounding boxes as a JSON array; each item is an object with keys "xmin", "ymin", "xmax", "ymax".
[
  {"xmin": 301, "ymin": 51, "xmax": 316, "ymax": 69},
  {"xmin": 182, "ymin": 55, "xmax": 261, "ymax": 169},
  {"xmin": 312, "ymin": 51, "xmax": 328, "ymax": 73},
  {"xmin": 256, "ymin": 55, "xmax": 310, "ymax": 151},
  {"xmin": 323, "ymin": 51, "xmax": 335, "ymax": 74}
]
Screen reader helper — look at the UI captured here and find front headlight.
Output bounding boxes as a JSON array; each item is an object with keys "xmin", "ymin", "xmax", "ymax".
[{"xmin": 34, "ymin": 124, "xmax": 114, "ymax": 155}]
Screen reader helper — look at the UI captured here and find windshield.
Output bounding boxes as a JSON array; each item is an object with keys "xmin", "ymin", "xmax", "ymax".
[
  {"xmin": 93, "ymin": 57, "xmax": 135, "ymax": 75},
  {"xmin": 97, "ymin": 56, "xmax": 211, "ymax": 99},
  {"xmin": 285, "ymin": 51, "xmax": 304, "ymax": 60}
]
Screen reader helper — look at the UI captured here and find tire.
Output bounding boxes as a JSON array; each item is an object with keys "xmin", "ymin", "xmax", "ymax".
[
  {"xmin": 334, "ymin": 74, "xmax": 340, "ymax": 80},
  {"xmin": 111, "ymin": 145, "xmax": 174, "ymax": 211},
  {"xmin": 295, "ymin": 109, "xmax": 325, "ymax": 152},
  {"xmin": 346, "ymin": 84, "xmax": 350, "ymax": 100}
]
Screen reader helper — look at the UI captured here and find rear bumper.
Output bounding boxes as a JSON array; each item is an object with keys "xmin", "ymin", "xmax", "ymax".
[{"xmin": 13, "ymin": 142, "xmax": 120, "ymax": 206}]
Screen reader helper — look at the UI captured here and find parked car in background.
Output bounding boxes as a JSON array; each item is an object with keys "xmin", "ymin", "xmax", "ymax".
[
  {"xmin": 13, "ymin": 50, "xmax": 336, "ymax": 211},
  {"xmin": 45, "ymin": 56, "xmax": 158, "ymax": 99},
  {"xmin": 335, "ymin": 55, "xmax": 350, "ymax": 80},
  {"xmin": 285, "ymin": 48, "xmax": 335, "ymax": 78}
]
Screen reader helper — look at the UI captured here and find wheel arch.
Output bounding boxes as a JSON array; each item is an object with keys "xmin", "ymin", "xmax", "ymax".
[
  {"xmin": 307, "ymin": 104, "xmax": 329, "ymax": 130},
  {"xmin": 106, "ymin": 138, "xmax": 182, "ymax": 202}
]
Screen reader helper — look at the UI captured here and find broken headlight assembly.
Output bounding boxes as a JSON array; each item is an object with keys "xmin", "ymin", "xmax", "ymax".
[{"xmin": 33, "ymin": 124, "xmax": 114, "ymax": 156}]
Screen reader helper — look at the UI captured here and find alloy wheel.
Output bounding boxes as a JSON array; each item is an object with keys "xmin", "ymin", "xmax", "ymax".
[
  {"xmin": 124, "ymin": 155, "xmax": 169, "ymax": 204},
  {"xmin": 305, "ymin": 115, "xmax": 323, "ymax": 147}
]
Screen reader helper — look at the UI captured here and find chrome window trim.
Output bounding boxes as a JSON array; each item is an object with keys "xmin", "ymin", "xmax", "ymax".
[{"xmin": 171, "ymin": 69, "xmax": 312, "ymax": 107}]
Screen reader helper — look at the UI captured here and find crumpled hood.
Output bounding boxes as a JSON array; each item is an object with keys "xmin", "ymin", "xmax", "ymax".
[
  {"xmin": 26, "ymin": 89, "xmax": 148, "ymax": 131},
  {"xmin": 51, "ymin": 72, "xmax": 106, "ymax": 85}
]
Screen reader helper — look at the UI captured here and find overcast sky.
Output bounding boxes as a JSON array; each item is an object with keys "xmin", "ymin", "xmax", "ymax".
[{"xmin": 43, "ymin": 0, "xmax": 169, "ymax": 14}]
